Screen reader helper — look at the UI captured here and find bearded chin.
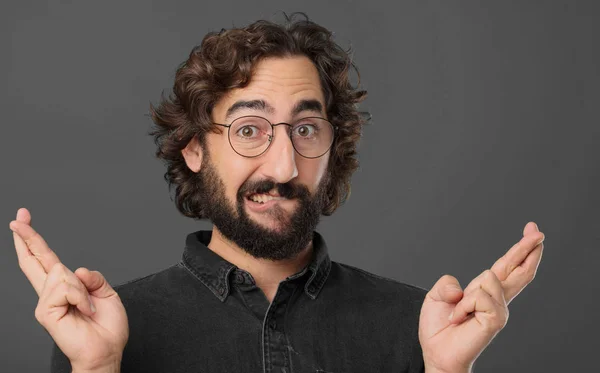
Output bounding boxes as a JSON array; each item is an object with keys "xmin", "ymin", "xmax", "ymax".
[{"xmin": 196, "ymin": 158, "xmax": 327, "ymax": 261}]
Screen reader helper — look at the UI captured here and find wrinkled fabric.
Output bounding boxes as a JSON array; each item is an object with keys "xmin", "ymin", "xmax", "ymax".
[{"xmin": 51, "ymin": 230, "xmax": 427, "ymax": 373}]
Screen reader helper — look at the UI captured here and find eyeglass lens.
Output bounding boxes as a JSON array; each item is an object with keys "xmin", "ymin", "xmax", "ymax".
[{"xmin": 229, "ymin": 116, "xmax": 334, "ymax": 158}]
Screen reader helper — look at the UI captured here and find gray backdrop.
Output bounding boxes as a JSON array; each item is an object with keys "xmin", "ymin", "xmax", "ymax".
[{"xmin": 1, "ymin": 0, "xmax": 598, "ymax": 372}]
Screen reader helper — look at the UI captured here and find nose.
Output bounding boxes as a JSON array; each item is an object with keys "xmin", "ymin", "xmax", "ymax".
[{"xmin": 259, "ymin": 125, "xmax": 298, "ymax": 183}]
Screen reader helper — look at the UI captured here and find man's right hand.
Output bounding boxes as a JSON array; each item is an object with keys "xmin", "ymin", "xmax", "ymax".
[{"xmin": 10, "ymin": 208, "xmax": 128, "ymax": 373}]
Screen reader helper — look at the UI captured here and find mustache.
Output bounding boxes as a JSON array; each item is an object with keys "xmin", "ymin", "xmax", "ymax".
[{"xmin": 238, "ymin": 179, "xmax": 310, "ymax": 200}]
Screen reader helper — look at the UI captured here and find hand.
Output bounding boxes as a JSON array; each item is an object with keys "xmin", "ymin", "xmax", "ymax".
[
  {"xmin": 10, "ymin": 208, "xmax": 128, "ymax": 373},
  {"xmin": 418, "ymin": 222, "xmax": 545, "ymax": 373}
]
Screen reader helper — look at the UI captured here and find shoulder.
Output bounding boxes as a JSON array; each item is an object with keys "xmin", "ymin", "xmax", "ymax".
[
  {"xmin": 326, "ymin": 261, "xmax": 429, "ymax": 311},
  {"xmin": 331, "ymin": 261, "xmax": 428, "ymax": 295},
  {"xmin": 112, "ymin": 262, "xmax": 180, "ymax": 291},
  {"xmin": 110, "ymin": 261, "xmax": 200, "ymax": 306}
]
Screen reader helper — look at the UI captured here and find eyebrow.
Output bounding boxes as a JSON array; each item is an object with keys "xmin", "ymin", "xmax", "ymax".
[
  {"xmin": 291, "ymin": 99, "xmax": 324, "ymax": 117},
  {"xmin": 225, "ymin": 100, "xmax": 274, "ymax": 121},
  {"xmin": 224, "ymin": 99, "xmax": 324, "ymax": 121}
]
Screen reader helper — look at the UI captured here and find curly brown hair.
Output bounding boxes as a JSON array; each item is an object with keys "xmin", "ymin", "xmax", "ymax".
[{"xmin": 149, "ymin": 13, "xmax": 368, "ymax": 219}]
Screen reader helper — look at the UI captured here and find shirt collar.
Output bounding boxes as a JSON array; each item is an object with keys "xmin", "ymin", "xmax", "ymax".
[{"xmin": 181, "ymin": 230, "xmax": 332, "ymax": 302}]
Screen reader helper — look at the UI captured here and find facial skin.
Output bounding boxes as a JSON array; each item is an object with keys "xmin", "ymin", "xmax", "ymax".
[{"xmin": 182, "ymin": 55, "xmax": 331, "ymax": 261}]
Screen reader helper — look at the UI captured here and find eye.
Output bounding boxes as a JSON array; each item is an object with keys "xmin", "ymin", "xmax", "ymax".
[
  {"xmin": 236, "ymin": 125, "xmax": 260, "ymax": 138},
  {"xmin": 293, "ymin": 124, "xmax": 316, "ymax": 138}
]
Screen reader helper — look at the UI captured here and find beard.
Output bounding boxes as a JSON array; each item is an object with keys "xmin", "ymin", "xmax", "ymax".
[{"xmin": 194, "ymin": 154, "xmax": 327, "ymax": 261}]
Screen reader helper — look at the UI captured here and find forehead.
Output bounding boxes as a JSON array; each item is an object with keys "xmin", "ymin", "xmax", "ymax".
[{"xmin": 214, "ymin": 55, "xmax": 325, "ymax": 120}]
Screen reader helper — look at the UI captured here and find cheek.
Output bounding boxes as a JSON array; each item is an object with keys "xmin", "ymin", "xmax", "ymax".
[
  {"xmin": 223, "ymin": 158, "xmax": 257, "ymax": 198},
  {"xmin": 315, "ymin": 157, "xmax": 329, "ymax": 182},
  {"xmin": 208, "ymin": 134, "xmax": 256, "ymax": 199},
  {"xmin": 297, "ymin": 157, "xmax": 329, "ymax": 191}
]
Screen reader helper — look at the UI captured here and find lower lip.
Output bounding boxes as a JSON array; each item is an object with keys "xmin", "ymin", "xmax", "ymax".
[{"xmin": 245, "ymin": 197, "xmax": 290, "ymax": 213}]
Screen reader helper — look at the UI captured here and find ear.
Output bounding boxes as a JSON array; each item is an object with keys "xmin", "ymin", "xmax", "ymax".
[{"xmin": 181, "ymin": 136, "xmax": 203, "ymax": 173}]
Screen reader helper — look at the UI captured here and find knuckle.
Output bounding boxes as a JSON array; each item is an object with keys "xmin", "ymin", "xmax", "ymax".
[
  {"xmin": 505, "ymin": 263, "xmax": 517, "ymax": 276},
  {"xmin": 483, "ymin": 312, "xmax": 503, "ymax": 331},
  {"xmin": 494, "ymin": 311, "xmax": 508, "ymax": 330},
  {"xmin": 526, "ymin": 267, "xmax": 537, "ymax": 281},
  {"xmin": 440, "ymin": 274, "xmax": 457, "ymax": 283},
  {"xmin": 525, "ymin": 274, "xmax": 534, "ymax": 284},
  {"xmin": 482, "ymin": 269, "xmax": 492, "ymax": 280},
  {"xmin": 24, "ymin": 232, "xmax": 41, "ymax": 247},
  {"xmin": 50, "ymin": 262, "xmax": 66, "ymax": 274},
  {"xmin": 113, "ymin": 292, "xmax": 122, "ymax": 302},
  {"xmin": 56, "ymin": 282, "xmax": 70, "ymax": 294},
  {"xmin": 484, "ymin": 269, "xmax": 499, "ymax": 283},
  {"xmin": 34, "ymin": 305, "xmax": 45, "ymax": 324}
]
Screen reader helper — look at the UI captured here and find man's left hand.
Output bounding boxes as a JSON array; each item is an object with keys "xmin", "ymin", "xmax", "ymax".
[{"xmin": 418, "ymin": 222, "xmax": 545, "ymax": 373}]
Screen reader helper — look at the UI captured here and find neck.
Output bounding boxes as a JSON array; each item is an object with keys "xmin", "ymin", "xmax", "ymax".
[{"xmin": 207, "ymin": 226, "xmax": 314, "ymax": 303}]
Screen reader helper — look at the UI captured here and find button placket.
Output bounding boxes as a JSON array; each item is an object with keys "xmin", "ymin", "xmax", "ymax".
[{"xmin": 263, "ymin": 281, "xmax": 300, "ymax": 373}]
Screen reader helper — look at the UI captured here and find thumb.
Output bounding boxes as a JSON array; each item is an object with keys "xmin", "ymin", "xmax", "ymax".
[
  {"xmin": 74, "ymin": 267, "xmax": 116, "ymax": 298},
  {"xmin": 427, "ymin": 274, "xmax": 464, "ymax": 303},
  {"xmin": 419, "ymin": 275, "xmax": 464, "ymax": 342}
]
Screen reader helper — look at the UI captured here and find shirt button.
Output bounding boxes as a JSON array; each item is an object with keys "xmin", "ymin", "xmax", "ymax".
[{"xmin": 235, "ymin": 273, "xmax": 244, "ymax": 284}]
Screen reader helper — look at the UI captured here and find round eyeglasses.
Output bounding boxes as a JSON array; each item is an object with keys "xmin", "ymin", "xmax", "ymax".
[{"xmin": 213, "ymin": 116, "xmax": 337, "ymax": 159}]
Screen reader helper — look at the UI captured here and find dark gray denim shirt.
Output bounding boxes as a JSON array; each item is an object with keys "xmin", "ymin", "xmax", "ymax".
[{"xmin": 51, "ymin": 230, "xmax": 427, "ymax": 373}]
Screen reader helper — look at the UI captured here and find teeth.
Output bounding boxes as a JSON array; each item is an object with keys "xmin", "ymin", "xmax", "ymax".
[{"xmin": 249, "ymin": 194, "xmax": 285, "ymax": 204}]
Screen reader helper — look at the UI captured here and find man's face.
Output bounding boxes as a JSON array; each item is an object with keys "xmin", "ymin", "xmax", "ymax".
[{"xmin": 183, "ymin": 56, "xmax": 331, "ymax": 260}]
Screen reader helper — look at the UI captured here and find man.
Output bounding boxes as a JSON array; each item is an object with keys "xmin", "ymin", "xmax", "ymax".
[{"xmin": 10, "ymin": 14, "xmax": 544, "ymax": 373}]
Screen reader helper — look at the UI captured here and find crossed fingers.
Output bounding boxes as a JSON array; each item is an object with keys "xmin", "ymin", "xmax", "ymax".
[
  {"xmin": 449, "ymin": 270, "xmax": 508, "ymax": 330},
  {"xmin": 450, "ymin": 223, "xmax": 545, "ymax": 324},
  {"xmin": 10, "ymin": 208, "xmax": 98, "ymax": 319}
]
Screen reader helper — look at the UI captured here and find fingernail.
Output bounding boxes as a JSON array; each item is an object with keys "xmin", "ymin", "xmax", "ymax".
[
  {"xmin": 448, "ymin": 311, "xmax": 454, "ymax": 321},
  {"xmin": 88, "ymin": 294, "xmax": 96, "ymax": 313}
]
